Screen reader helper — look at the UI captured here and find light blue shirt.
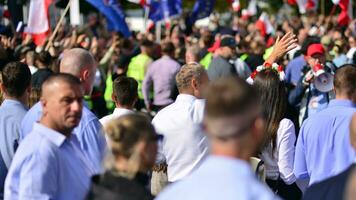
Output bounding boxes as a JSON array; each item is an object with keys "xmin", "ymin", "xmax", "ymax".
[
  {"xmin": 4, "ymin": 123, "xmax": 95, "ymax": 200},
  {"xmin": 20, "ymin": 102, "xmax": 107, "ymax": 174},
  {"xmin": 0, "ymin": 99, "xmax": 28, "ymax": 199},
  {"xmin": 294, "ymin": 99, "xmax": 356, "ymax": 185},
  {"xmin": 155, "ymin": 156, "xmax": 277, "ymax": 200}
]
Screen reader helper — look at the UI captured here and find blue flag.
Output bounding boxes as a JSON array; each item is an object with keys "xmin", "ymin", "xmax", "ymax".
[
  {"xmin": 148, "ymin": 0, "xmax": 182, "ymax": 22},
  {"xmin": 187, "ymin": 0, "xmax": 215, "ymax": 25},
  {"xmin": 86, "ymin": 0, "xmax": 131, "ymax": 37}
]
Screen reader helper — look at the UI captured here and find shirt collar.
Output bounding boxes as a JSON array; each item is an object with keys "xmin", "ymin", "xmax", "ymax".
[
  {"xmin": 33, "ymin": 123, "xmax": 67, "ymax": 147},
  {"xmin": 176, "ymin": 94, "xmax": 198, "ymax": 102},
  {"xmin": 328, "ymin": 99, "xmax": 356, "ymax": 108},
  {"xmin": 113, "ymin": 108, "xmax": 133, "ymax": 115},
  {"xmin": 1, "ymin": 99, "xmax": 28, "ymax": 109}
]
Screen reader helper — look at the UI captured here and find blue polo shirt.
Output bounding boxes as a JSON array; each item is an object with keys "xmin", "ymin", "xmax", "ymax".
[
  {"xmin": 294, "ymin": 99, "xmax": 356, "ymax": 185},
  {"xmin": 20, "ymin": 102, "xmax": 107, "ymax": 174},
  {"xmin": 285, "ymin": 55, "xmax": 306, "ymax": 86},
  {"xmin": 4, "ymin": 123, "xmax": 95, "ymax": 200}
]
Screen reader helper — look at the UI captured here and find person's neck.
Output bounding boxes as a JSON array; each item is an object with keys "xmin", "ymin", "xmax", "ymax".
[
  {"xmin": 179, "ymin": 90, "xmax": 194, "ymax": 97},
  {"xmin": 335, "ymin": 93, "xmax": 350, "ymax": 101},
  {"xmin": 210, "ymin": 143, "xmax": 251, "ymax": 162},
  {"xmin": 115, "ymin": 103, "xmax": 133, "ymax": 110},
  {"xmin": 39, "ymin": 118, "xmax": 71, "ymax": 137},
  {"xmin": 3, "ymin": 94, "xmax": 28, "ymax": 106}
]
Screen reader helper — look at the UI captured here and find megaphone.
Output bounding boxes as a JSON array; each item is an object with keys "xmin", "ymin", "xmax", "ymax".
[{"xmin": 312, "ymin": 63, "xmax": 334, "ymax": 92}]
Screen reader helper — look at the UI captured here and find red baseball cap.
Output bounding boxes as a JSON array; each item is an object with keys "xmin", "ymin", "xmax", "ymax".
[{"xmin": 307, "ymin": 43, "xmax": 325, "ymax": 57}]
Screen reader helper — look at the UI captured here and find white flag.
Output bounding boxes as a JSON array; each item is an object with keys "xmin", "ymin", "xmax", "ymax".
[
  {"xmin": 25, "ymin": 0, "xmax": 52, "ymax": 34},
  {"xmin": 70, "ymin": 0, "xmax": 80, "ymax": 26}
]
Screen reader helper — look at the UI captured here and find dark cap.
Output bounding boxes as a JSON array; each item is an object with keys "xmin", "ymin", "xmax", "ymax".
[{"xmin": 220, "ymin": 37, "xmax": 236, "ymax": 48}]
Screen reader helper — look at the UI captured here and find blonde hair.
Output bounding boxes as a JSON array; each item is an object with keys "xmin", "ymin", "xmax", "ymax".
[
  {"xmin": 175, "ymin": 63, "xmax": 206, "ymax": 92},
  {"xmin": 104, "ymin": 113, "xmax": 156, "ymax": 179}
]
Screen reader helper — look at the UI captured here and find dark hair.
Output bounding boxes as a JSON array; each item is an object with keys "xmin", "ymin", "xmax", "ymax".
[
  {"xmin": 35, "ymin": 51, "xmax": 52, "ymax": 66},
  {"xmin": 253, "ymin": 68, "xmax": 287, "ymax": 152},
  {"xmin": 113, "ymin": 76, "xmax": 138, "ymax": 106},
  {"xmin": 1, "ymin": 61, "xmax": 31, "ymax": 98},
  {"xmin": 161, "ymin": 41, "xmax": 175, "ymax": 55},
  {"xmin": 334, "ymin": 64, "xmax": 356, "ymax": 98},
  {"xmin": 140, "ymin": 39, "xmax": 154, "ymax": 48}
]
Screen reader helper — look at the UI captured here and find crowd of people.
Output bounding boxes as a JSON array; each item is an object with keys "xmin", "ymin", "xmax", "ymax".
[{"xmin": 0, "ymin": 6, "xmax": 356, "ymax": 200}]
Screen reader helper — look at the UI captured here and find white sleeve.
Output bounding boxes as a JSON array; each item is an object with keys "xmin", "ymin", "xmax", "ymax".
[{"xmin": 277, "ymin": 119, "xmax": 297, "ymax": 185}]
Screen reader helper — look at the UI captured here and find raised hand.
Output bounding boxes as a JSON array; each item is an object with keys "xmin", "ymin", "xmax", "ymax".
[{"xmin": 265, "ymin": 31, "xmax": 298, "ymax": 64}]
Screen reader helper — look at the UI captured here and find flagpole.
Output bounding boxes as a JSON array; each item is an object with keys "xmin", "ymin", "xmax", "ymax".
[
  {"xmin": 45, "ymin": 0, "xmax": 72, "ymax": 51},
  {"xmin": 156, "ymin": 21, "xmax": 161, "ymax": 43},
  {"xmin": 144, "ymin": 5, "xmax": 150, "ymax": 32}
]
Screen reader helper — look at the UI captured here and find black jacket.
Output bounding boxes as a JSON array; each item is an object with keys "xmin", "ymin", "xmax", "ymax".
[{"xmin": 87, "ymin": 170, "xmax": 154, "ymax": 200}]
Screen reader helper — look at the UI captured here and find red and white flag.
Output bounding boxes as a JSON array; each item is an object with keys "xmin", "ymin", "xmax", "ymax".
[
  {"xmin": 127, "ymin": 0, "xmax": 147, "ymax": 6},
  {"xmin": 255, "ymin": 12, "xmax": 274, "ymax": 37},
  {"xmin": 290, "ymin": 0, "xmax": 318, "ymax": 14},
  {"xmin": 232, "ymin": 0, "xmax": 240, "ymax": 12},
  {"xmin": 332, "ymin": 0, "xmax": 353, "ymax": 26},
  {"xmin": 241, "ymin": 0, "xmax": 257, "ymax": 19},
  {"xmin": 25, "ymin": 0, "xmax": 52, "ymax": 46}
]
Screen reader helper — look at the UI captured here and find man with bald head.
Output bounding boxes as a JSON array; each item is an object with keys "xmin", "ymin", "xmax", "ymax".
[
  {"xmin": 5, "ymin": 74, "xmax": 96, "ymax": 200},
  {"xmin": 20, "ymin": 48, "xmax": 107, "ymax": 173}
]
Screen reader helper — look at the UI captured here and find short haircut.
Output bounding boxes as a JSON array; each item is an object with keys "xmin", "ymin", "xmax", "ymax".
[
  {"xmin": 41, "ymin": 73, "xmax": 82, "ymax": 95},
  {"xmin": 35, "ymin": 51, "xmax": 52, "ymax": 66},
  {"xmin": 334, "ymin": 64, "xmax": 356, "ymax": 98},
  {"xmin": 112, "ymin": 76, "xmax": 138, "ymax": 106},
  {"xmin": 140, "ymin": 39, "xmax": 154, "ymax": 48},
  {"xmin": 1, "ymin": 61, "xmax": 31, "ymax": 98},
  {"xmin": 161, "ymin": 41, "xmax": 175, "ymax": 55},
  {"xmin": 176, "ymin": 63, "xmax": 206, "ymax": 92},
  {"xmin": 204, "ymin": 77, "xmax": 260, "ymax": 138}
]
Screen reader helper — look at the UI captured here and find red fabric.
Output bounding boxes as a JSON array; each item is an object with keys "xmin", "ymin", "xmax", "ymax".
[
  {"xmin": 337, "ymin": 0, "xmax": 351, "ymax": 26},
  {"xmin": 3, "ymin": 10, "xmax": 10, "ymax": 18},
  {"xmin": 208, "ymin": 39, "xmax": 221, "ymax": 53},
  {"xmin": 255, "ymin": 19, "xmax": 266, "ymax": 37},
  {"xmin": 287, "ymin": 0, "xmax": 297, "ymax": 5},
  {"xmin": 306, "ymin": 0, "xmax": 315, "ymax": 10},
  {"xmin": 266, "ymin": 37, "xmax": 274, "ymax": 47},
  {"xmin": 30, "ymin": 31, "xmax": 49, "ymax": 46}
]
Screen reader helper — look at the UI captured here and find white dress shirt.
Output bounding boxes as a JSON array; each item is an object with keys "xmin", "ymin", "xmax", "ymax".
[
  {"xmin": 260, "ymin": 118, "xmax": 297, "ymax": 185},
  {"xmin": 155, "ymin": 156, "xmax": 278, "ymax": 200},
  {"xmin": 99, "ymin": 108, "xmax": 133, "ymax": 127},
  {"xmin": 152, "ymin": 94, "xmax": 209, "ymax": 182}
]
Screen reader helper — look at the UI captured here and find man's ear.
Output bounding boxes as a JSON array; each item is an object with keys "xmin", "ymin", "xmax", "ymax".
[
  {"xmin": 81, "ymin": 69, "xmax": 90, "ymax": 82},
  {"xmin": 191, "ymin": 78, "xmax": 198, "ymax": 91},
  {"xmin": 111, "ymin": 93, "xmax": 116, "ymax": 102}
]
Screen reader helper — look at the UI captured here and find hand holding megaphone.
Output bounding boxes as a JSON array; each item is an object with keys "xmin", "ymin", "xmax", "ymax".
[{"xmin": 312, "ymin": 63, "xmax": 334, "ymax": 92}]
